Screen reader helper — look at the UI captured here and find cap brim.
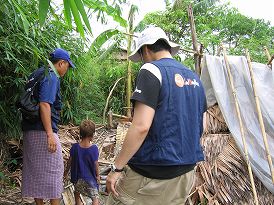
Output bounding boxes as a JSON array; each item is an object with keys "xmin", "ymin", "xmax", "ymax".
[
  {"xmin": 128, "ymin": 40, "xmax": 181, "ymax": 62},
  {"xmin": 68, "ymin": 59, "xmax": 76, "ymax": 68}
]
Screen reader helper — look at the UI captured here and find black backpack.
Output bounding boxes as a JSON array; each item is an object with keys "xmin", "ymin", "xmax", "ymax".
[{"xmin": 17, "ymin": 67, "xmax": 46, "ymax": 122}]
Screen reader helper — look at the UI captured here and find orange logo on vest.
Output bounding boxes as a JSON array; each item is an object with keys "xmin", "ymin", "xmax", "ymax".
[{"xmin": 175, "ymin": 74, "xmax": 184, "ymax": 87}]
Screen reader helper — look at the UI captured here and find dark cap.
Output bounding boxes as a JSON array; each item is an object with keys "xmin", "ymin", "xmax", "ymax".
[{"xmin": 50, "ymin": 48, "xmax": 75, "ymax": 68}]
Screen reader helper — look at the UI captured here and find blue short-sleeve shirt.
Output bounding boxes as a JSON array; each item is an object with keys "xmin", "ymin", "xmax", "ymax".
[
  {"xmin": 22, "ymin": 67, "xmax": 62, "ymax": 133},
  {"xmin": 70, "ymin": 143, "xmax": 99, "ymax": 189}
]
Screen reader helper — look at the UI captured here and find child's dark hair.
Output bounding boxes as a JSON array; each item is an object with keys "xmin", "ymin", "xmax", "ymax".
[{"xmin": 80, "ymin": 120, "xmax": 95, "ymax": 139}]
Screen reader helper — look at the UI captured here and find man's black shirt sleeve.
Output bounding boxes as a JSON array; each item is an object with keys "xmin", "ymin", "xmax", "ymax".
[{"xmin": 131, "ymin": 68, "xmax": 161, "ymax": 110}]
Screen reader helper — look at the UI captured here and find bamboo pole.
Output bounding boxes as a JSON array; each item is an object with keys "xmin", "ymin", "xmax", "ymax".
[
  {"xmin": 198, "ymin": 44, "xmax": 204, "ymax": 73},
  {"xmin": 267, "ymin": 55, "xmax": 274, "ymax": 66},
  {"xmin": 122, "ymin": 32, "xmax": 138, "ymax": 38},
  {"xmin": 107, "ymin": 110, "xmax": 113, "ymax": 129},
  {"xmin": 126, "ymin": 59, "xmax": 132, "ymax": 117},
  {"xmin": 112, "ymin": 113, "xmax": 129, "ymax": 119},
  {"xmin": 126, "ymin": 29, "xmax": 133, "ymax": 118},
  {"xmin": 180, "ymin": 47, "xmax": 197, "ymax": 54},
  {"xmin": 222, "ymin": 46, "xmax": 259, "ymax": 205},
  {"xmin": 245, "ymin": 49, "xmax": 274, "ymax": 184},
  {"xmin": 264, "ymin": 46, "xmax": 271, "ymax": 61},
  {"xmin": 263, "ymin": 46, "xmax": 273, "ymax": 67},
  {"xmin": 187, "ymin": 5, "xmax": 201, "ymax": 75},
  {"xmin": 102, "ymin": 77, "xmax": 125, "ymax": 124}
]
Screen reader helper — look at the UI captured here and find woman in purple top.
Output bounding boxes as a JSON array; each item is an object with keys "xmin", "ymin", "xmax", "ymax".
[{"xmin": 64, "ymin": 120, "xmax": 100, "ymax": 205}]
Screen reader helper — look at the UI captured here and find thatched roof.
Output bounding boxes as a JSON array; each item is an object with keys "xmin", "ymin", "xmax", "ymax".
[
  {"xmin": 188, "ymin": 134, "xmax": 274, "ymax": 205},
  {"xmin": 203, "ymin": 104, "xmax": 229, "ymax": 135},
  {"xmin": 187, "ymin": 105, "xmax": 274, "ymax": 205}
]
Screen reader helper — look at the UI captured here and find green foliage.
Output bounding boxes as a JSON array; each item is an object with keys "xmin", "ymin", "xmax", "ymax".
[
  {"xmin": 142, "ymin": 1, "xmax": 274, "ymax": 66},
  {"xmin": 71, "ymin": 50, "xmax": 137, "ymax": 124},
  {"xmin": 89, "ymin": 29, "xmax": 122, "ymax": 56},
  {"xmin": 0, "ymin": 0, "xmax": 136, "ymax": 138},
  {"xmin": 38, "ymin": 0, "xmax": 50, "ymax": 26},
  {"xmin": 0, "ymin": 158, "xmax": 19, "ymax": 190},
  {"xmin": 37, "ymin": 0, "xmax": 127, "ymax": 37},
  {"xmin": 68, "ymin": 0, "xmax": 85, "ymax": 37},
  {"xmin": 83, "ymin": 0, "xmax": 127, "ymax": 28},
  {"xmin": 0, "ymin": 0, "xmax": 84, "ymax": 137}
]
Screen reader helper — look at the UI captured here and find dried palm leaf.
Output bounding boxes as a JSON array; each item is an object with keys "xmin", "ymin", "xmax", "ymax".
[
  {"xmin": 203, "ymin": 105, "xmax": 229, "ymax": 134},
  {"xmin": 187, "ymin": 135, "xmax": 274, "ymax": 205}
]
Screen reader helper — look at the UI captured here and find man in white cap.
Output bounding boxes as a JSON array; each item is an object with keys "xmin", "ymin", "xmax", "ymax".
[{"xmin": 106, "ymin": 26, "xmax": 207, "ymax": 205}]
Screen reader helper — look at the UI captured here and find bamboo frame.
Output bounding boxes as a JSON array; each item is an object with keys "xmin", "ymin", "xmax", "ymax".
[
  {"xmin": 187, "ymin": 5, "xmax": 201, "ymax": 75},
  {"xmin": 112, "ymin": 113, "xmax": 129, "ymax": 119},
  {"xmin": 222, "ymin": 46, "xmax": 259, "ymax": 205},
  {"xmin": 180, "ymin": 47, "xmax": 198, "ymax": 54},
  {"xmin": 264, "ymin": 46, "xmax": 271, "ymax": 61},
  {"xmin": 263, "ymin": 46, "xmax": 273, "ymax": 67},
  {"xmin": 245, "ymin": 49, "xmax": 274, "ymax": 184},
  {"xmin": 267, "ymin": 55, "xmax": 274, "ymax": 66},
  {"xmin": 107, "ymin": 110, "xmax": 113, "ymax": 128},
  {"xmin": 103, "ymin": 77, "xmax": 125, "ymax": 124},
  {"xmin": 198, "ymin": 44, "xmax": 204, "ymax": 72}
]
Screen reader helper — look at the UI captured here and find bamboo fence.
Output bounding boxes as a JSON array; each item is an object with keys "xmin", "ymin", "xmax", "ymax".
[
  {"xmin": 222, "ymin": 46, "xmax": 258, "ymax": 204},
  {"xmin": 245, "ymin": 49, "xmax": 274, "ymax": 184}
]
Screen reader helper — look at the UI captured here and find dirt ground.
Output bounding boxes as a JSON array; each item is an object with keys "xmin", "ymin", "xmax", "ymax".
[{"xmin": 0, "ymin": 124, "xmax": 118, "ymax": 205}]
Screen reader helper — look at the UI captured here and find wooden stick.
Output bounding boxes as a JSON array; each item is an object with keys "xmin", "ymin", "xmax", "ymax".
[
  {"xmin": 180, "ymin": 47, "xmax": 198, "ymax": 55},
  {"xmin": 198, "ymin": 44, "xmax": 204, "ymax": 73},
  {"xmin": 102, "ymin": 77, "xmax": 125, "ymax": 124},
  {"xmin": 245, "ymin": 49, "xmax": 274, "ymax": 184},
  {"xmin": 107, "ymin": 110, "xmax": 113, "ymax": 128},
  {"xmin": 222, "ymin": 46, "xmax": 259, "ymax": 205},
  {"xmin": 264, "ymin": 46, "xmax": 273, "ymax": 68},
  {"xmin": 216, "ymin": 46, "xmax": 222, "ymax": 56},
  {"xmin": 112, "ymin": 113, "xmax": 129, "ymax": 119},
  {"xmin": 264, "ymin": 46, "xmax": 271, "ymax": 61},
  {"xmin": 187, "ymin": 4, "xmax": 201, "ymax": 75},
  {"xmin": 122, "ymin": 32, "xmax": 138, "ymax": 38},
  {"xmin": 267, "ymin": 55, "xmax": 274, "ymax": 66}
]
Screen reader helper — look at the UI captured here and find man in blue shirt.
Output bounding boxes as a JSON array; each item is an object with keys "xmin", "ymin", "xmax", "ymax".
[
  {"xmin": 22, "ymin": 48, "xmax": 75, "ymax": 205},
  {"xmin": 106, "ymin": 26, "xmax": 207, "ymax": 205}
]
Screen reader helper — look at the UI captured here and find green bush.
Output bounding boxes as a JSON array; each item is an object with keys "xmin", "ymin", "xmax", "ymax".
[
  {"xmin": 0, "ymin": 0, "xmax": 84, "ymax": 137},
  {"xmin": 71, "ymin": 50, "xmax": 140, "ymax": 124}
]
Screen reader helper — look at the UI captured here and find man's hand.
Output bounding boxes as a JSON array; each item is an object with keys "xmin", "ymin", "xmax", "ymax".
[
  {"xmin": 47, "ymin": 132, "xmax": 57, "ymax": 153},
  {"xmin": 106, "ymin": 171, "xmax": 122, "ymax": 197}
]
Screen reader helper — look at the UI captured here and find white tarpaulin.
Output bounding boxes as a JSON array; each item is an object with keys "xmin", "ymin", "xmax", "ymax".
[{"xmin": 201, "ymin": 55, "xmax": 274, "ymax": 194}]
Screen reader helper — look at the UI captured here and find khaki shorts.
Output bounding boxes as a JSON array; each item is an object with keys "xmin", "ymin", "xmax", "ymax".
[
  {"xmin": 74, "ymin": 179, "xmax": 99, "ymax": 199},
  {"xmin": 106, "ymin": 166, "xmax": 195, "ymax": 205}
]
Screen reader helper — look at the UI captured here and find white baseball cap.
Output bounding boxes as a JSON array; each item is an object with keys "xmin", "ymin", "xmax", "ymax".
[{"xmin": 129, "ymin": 26, "xmax": 180, "ymax": 62}]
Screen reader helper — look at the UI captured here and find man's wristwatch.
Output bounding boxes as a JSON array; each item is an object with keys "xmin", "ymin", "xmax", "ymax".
[{"xmin": 110, "ymin": 164, "xmax": 124, "ymax": 172}]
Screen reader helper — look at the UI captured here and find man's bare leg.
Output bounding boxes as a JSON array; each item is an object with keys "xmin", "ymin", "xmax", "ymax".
[
  {"xmin": 50, "ymin": 198, "xmax": 60, "ymax": 205},
  {"xmin": 34, "ymin": 198, "xmax": 43, "ymax": 205},
  {"xmin": 92, "ymin": 197, "xmax": 99, "ymax": 205},
  {"xmin": 74, "ymin": 192, "xmax": 82, "ymax": 205}
]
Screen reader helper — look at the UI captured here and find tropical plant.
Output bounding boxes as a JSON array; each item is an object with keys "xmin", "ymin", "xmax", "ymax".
[
  {"xmin": 86, "ymin": 3, "xmax": 140, "ymax": 119},
  {"xmin": 71, "ymin": 49, "xmax": 141, "ymax": 124},
  {"xmin": 0, "ymin": 0, "xmax": 84, "ymax": 137},
  {"xmin": 142, "ymin": 0, "xmax": 274, "ymax": 67},
  {"xmin": 38, "ymin": 0, "xmax": 127, "ymax": 37},
  {"xmin": 1, "ymin": 0, "xmax": 139, "ymax": 137}
]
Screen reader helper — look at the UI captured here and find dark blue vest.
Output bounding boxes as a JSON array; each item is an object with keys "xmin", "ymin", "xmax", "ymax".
[{"xmin": 129, "ymin": 58, "xmax": 206, "ymax": 166}]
